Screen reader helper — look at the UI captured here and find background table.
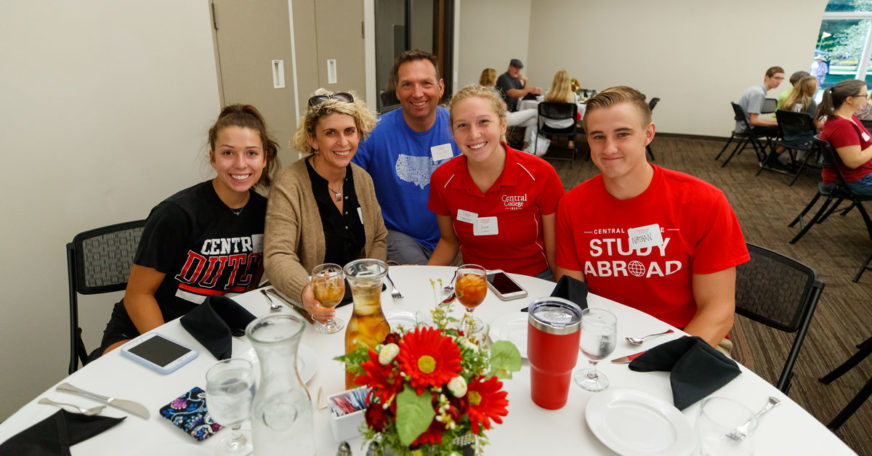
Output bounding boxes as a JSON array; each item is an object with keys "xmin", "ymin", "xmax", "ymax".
[{"xmin": 0, "ymin": 266, "xmax": 856, "ymax": 455}]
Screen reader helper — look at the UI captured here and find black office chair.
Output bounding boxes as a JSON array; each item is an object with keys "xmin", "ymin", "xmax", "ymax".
[
  {"xmin": 378, "ymin": 90, "xmax": 400, "ymax": 113},
  {"xmin": 67, "ymin": 220, "xmax": 145, "ymax": 373},
  {"xmin": 788, "ymin": 138, "xmax": 872, "ymax": 254},
  {"xmin": 646, "ymin": 97, "xmax": 660, "ymax": 161},
  {"xmin": 819, "ymin": 336, "xmax": 872, "ymax": 430},
  {"xmin": 761, "ymin": 97, "xmax": 778, "ymax": 114},
  {"xmin": 734, "ymin": 243, "xmax": 824, "ymax": 394},
  {"xmin": 775, "ymin": 110, "xmax": 818, "ymax": 185},
  {"xmin": 536, "ymin": 102, "xmax": 578, "ymax": 165},
  {"xmin": 716, "ymin": 103, "xmax": 769, "ymax": 167}
]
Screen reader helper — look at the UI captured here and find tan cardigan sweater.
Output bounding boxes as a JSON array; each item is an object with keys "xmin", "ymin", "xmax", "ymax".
[{"xmin": 264, "ymin": 158, "xmax": 387, "ymax": 304}]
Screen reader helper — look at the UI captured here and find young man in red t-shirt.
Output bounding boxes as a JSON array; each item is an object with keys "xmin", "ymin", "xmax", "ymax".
[{"xmin": 555, "ymin": 86, "xmax": 749, "ymax": 349}]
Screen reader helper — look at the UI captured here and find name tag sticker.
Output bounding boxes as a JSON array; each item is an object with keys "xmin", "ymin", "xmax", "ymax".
[
  {"xmin": 863, "ymin": 132, "xmax": 871, "ymax": 142},
  {"xmin": 430, "ymin": 144, "xmax": 454, "ymax": 162},
  {"xmin": 357, "ymin": 207, "xmax": 363, "ymax": 224},
  {"xmin": 473, "ymin": 217, "xmax": 499, "ymax": 236},
  {"xmin": 627, "ymin": 224, "xmax": 663, "ymax": 250},
  {"xmin": 456, "ymin": 209, "xmax": 478, "ymax": 224}
]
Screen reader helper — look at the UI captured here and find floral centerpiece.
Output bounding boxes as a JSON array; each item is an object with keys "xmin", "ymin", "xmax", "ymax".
[
  {"xmin": 570, "ymin": 78, "xmax": 582, "ymax": 96},
  {"xmin": 336, "ymin": 288, "xmax": 522, "ymax": 455}
]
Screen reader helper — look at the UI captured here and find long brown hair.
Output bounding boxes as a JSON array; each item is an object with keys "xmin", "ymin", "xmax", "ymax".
[
  {"xmin": 208, "ymin": 104, "xmax": 279, "ymax": 188},
  {"xmin": 782, "ymin": 76, "xmax": 817, "ymax": 114},
  {"xmin": 817, "ymin": 79, "xmax": 866, "ymax": 123}
]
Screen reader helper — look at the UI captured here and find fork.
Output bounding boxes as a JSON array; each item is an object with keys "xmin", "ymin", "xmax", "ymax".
[
  {"xmin": 726, "ymin": 396, "xmax": 780, "ymax": 441},
  {"xmin": 386, "ymin": 273, "xmax": 403, "ymax": 301},
  {"xmin": 39, "ymin": 397, "xmax": 106, "ymax": 416}
]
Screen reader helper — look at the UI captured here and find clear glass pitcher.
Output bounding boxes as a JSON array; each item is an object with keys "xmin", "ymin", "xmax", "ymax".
[
  {"xmin": 343, "ymin": 258, "xmax": 391, "ymax": 388},
  {"xmin": 246, "ymin": 314, "xmax": 315, "ymax": 455}
]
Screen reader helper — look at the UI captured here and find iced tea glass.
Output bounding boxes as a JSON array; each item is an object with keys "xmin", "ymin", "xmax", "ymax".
[
  {"xmin": 311, "ymin": 263, "xmax": 345, "ymax": 334},
  {"xmin": 454, "ymin": 264, "xmax": 487, "ymax": 336}
]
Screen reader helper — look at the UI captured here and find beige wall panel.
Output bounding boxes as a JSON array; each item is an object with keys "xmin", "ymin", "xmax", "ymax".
[
  {"xmin": 292, "ymin": 0, "xmax": 321, "ymax": 140},
  {"xmin": 456, "ymin": 0, "xmax": 532, "ymax": 91}
]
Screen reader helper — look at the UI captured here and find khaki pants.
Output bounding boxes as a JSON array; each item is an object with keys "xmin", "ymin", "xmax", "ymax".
[{"xmin": 716, "ymin": 338, "xmax": 734, "ymax": 358}]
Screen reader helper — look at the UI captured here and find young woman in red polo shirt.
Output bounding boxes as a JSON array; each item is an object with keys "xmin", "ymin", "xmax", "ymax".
[
  {"xmin": 818, "ymin": 79, "xmax": 872, "ymax": 195},
  {"xmin": 427, "ymin": 85, "xmax": 565, "ymax": 279}
]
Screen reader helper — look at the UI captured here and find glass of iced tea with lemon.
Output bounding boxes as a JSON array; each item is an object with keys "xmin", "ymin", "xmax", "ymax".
[
  {"xmin": 454, "ymin": 264, "xmax": 487, "ymax": 335},
  {"xmin": 311, "ymin": 263, "xmax": 346, "ymax": 334}
]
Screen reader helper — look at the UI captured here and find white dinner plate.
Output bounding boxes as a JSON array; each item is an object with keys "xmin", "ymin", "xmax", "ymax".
[
  {"xmin": 297, "ymin": 343, "xmax": 317, "ymax": 384},
  {"xmin": 488, "ymin": 313, "xmax": 528, "ymax": 358},
  {"xmin": 386, "ymin": 311, "xmax": 418, "ymax": 332},
  {"xmin": 585, "ymin": 388, "xmax": 694, "ymax": 456}
]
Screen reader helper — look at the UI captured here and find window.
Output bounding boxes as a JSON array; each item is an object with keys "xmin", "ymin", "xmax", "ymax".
[{"xmin": 815, "ymin": 1, "xmax": 872, "ymax": 87}]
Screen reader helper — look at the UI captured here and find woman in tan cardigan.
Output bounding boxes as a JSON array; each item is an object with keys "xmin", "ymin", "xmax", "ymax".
[{"xmin": 264, "ymin": 89, "xmax": 387, "ymax": 324}]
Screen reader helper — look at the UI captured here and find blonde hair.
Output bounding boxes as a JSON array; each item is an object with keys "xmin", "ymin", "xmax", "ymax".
[
  {"xmin": 544, "ymin": 69, "xmax": 573, "ymax": 103},
  {"xmin": 782, "ymin": 76, "xmax": 817, "ymax": 114},
  {"xmin": 448, "ymin": 85, "xmax": 507, "ymax": 128},
  {"xmin": 292, "ymin": 89, "xmax": 377, "ymax": 155},
  {"xmin": 479, "ymin": 68, "xmax": 497, "ymax": 87},
  {"xmin": 582, "ymin": 85, "xmax": 651, "ymax": 129}
]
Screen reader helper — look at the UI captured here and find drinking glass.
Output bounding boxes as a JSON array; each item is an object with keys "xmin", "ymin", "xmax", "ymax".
[
  {"xmin": 573, "ymin": 308, "xmax": 617, "ymax": 392},
  {"xmin": 310, "ymin": 263, "xmax": 345, "ymax": 334},
  {"xmin": 696, "ymin": 397, "xmax": 757, "ymax": 456},
  {"xmin": 206, "ymin": 358, "xmax": 255, "ymax": 455},
  {"xmin": 454, "ymin": 264, "xmax": 487, "ymax": 336}
]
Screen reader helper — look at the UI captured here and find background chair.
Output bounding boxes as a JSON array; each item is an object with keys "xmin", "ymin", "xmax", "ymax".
[
  {"xmin": 775, "ymin": 110, "xmax": 818, "ymax": 186},
  {"xmin": 646, "ymin": 97, "xmax": 660, "ymax": 161},
  {"xmin": 536, "ymin": 101, "xmax": 578, "ymax": 164},
  {"xmin": 378, "ymin": 90, "xmax": 400, "ymax": 113},
  {"xmin": 716, "ymin": 102, "xmax": 768, "ymax": 167},
  {"xmin": 819, "ymin": 335, "xmax": 872, "ymax": 430},
  {"xmin": 761, "ymin": 97, "xmax": 778, "ymax": 114},
  {"xmin": 67, "ymin": 220, "xmax": 145, "ymax": 373},
  {"xmin": 734, "ymin": 243, "xmax": 824, "ymax": 394}
]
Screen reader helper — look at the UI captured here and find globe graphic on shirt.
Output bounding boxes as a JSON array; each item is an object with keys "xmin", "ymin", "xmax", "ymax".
[{"xmin": 627, "ymin": 260, "xmax": 646, "ymax": 277}]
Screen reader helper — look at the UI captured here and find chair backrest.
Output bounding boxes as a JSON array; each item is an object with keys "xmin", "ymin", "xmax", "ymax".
[
  {"xmin": 648, "ymin": 97, "xmax": 660, "ymax": 111},
  {"xmin": 379, "ymin": 90, "xmax": 400, "ymax": 113},
  {"xmin": 812, "ymin": 137, "xmax": 846, "ymax": 184},
  {"xmin": 731, "ymin": 102, "xmax": 753, "ymax": 132},
  {"xmin": 735, "ymin": 243, "xmax": 824, "ymax": 392},
  {"xmin": 776, "ymin": 110, "xmax": 816, "ymax": 145},
  {"xmin": 67, "ymin": 220, "xmax": 145, "ymax": 373},
  {"xmin": 761, "ymin": 97, "xmax": 778, "ymax": 114},
  {"xmin": 537, "ymin": 102, "xmax": 577, "ymax": 134}
]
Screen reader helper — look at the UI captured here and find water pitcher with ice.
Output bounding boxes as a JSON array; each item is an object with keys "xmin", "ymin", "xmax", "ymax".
[{"xmin": 246, "ymin": 314, "xmax": 315, "ymax": 455}]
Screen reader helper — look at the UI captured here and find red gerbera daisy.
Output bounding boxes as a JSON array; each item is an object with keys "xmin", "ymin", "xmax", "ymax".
[
  {"xmin": 355, "ymin": 349, "xmax": 403, "ymax": 404},
  {"xmin": 466, "ymin": 376, "xmax": 509, "ymax": 434},
  {"xmin": 412, "ymin": 416, "xmax": 445, "ymax": 446},
  {"xmin": 397, "ymin": 327, "xmax": 462, "ymax": 393}
]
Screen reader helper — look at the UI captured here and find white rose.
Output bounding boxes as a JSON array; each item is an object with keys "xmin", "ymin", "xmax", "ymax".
[
  {"xmin": 447, "ymin": 376, "xmax": 467, "ymax": 397},
  {"xmin": 378, "ymin": 343, "xmax": 400, "ymax": 365}
]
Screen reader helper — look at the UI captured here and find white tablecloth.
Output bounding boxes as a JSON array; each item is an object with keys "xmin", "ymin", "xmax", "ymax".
[{"xmin": 0, "ymin": 266, "xmax": 856, "ymax": 455}]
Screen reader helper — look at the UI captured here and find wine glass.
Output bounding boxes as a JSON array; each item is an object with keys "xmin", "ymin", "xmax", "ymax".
[
  {"xmin": 205, "ymin": 358, "xmax": 255, "ymax": 455},
  {"xmin": 311, "ymin": 263, "xmax": 346, "ymax": 334},
  {"xmin": 454, "ymin": 264, "xmax": 487, "ymax": 336},
  {"xmin": 573, "ymin": 308, "xmax": 617, "ymax": 392}
]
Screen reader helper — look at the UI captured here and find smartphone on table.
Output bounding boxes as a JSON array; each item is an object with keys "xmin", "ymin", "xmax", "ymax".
[
  {"xmin": 486, "ymin": 270, "xmax": 528, "ymax": 301},
  {"xmin": 120, "ymin": 333, "xmax": 198, "ymax": 374}
]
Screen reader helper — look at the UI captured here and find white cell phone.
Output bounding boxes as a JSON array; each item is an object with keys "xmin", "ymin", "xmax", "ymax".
[
  {"xmin": 120, "ymin": 333, "xmax": 198, "ymax": 374},
  {"xmin": 486, "ymin": 270, "xmax": 528, "ymax": 301}
]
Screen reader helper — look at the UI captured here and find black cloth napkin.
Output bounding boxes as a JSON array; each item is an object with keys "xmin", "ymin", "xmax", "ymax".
[
  {"xmin": 629, "ymin": 336, "xmax": 741, "ymax": 410},
  {"xmin": 180, "ymin": 295, "xmax": 256, "ymax": 360},
  {"xmin": 0, "ymin": 410, "xmax": 125, "ymax": 456},
  {"xmin": 550, "ymin": 275, "xmax": 589, "ymax": 310}
]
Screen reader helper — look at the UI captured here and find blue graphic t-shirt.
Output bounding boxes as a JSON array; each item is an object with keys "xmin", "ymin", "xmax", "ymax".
[{"xmin": 352, "ymin": 106, "xmax": 459, "ymax": 250}]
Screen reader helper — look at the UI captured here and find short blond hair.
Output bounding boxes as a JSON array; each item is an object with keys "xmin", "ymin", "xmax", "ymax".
[
  {"xmin": 292, "ymin": 89, "xmax": 377, "ymax": 155},
  {"xmin": 448, "ymin": 84, "xmax": 507, "ymax": 128},
  {"xmin": 582, "ymin": 85, "xmax": 651, "ymax": 130}
]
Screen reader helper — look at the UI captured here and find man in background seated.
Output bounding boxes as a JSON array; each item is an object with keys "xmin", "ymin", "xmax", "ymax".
[
  {"xmin": 776, "ymin": 70, "xmax": 810, "ymax": 110},
  {"xmin": 352, "ymin": 49, "xmax": 459, "ymax": 264},
  {"xmin": 496, "ymin": 59, "xmax": 541, "ymax": 112},
  {"xmin": 738, "ymin": 66, "xmax": 788, "ymax": 170},
  {"xmin": 555, "ymin": 86, "xmax": 749, "ymax": 353}
]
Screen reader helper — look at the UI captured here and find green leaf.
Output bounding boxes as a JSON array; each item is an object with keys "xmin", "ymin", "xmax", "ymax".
[
  {"xmin": 488, "ymin": 341, "xmax": 522, "ymax": 379},
  {"xmin": 395, "ymin": 387, "xmax": 435, "ymax": 446}
]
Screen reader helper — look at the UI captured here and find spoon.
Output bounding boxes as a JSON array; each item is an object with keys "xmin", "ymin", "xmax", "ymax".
[
  {"xmin": 443, "ymin": 270, "xmax": 458, "ymax": 295},
  {"xmin": 625, "ymin": 328, "xmax": 674, "ymax": 345},
  {"xmin": 726, "ymin": 396, "xmax": 781, "ymax": 441},
  {"xmin": 261, "ymin": 288, "xmax": 283, "ymax": 312},
  {"xmin": 39, "ymin": 397, "xmax": 106, "ymax": 416}
]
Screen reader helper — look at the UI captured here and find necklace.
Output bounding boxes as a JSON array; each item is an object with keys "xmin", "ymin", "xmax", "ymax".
[
  {"xmin": 230, "ymin": 207, "xmax": 243, "ymax": 216},
  {"xmin": 312, "ymin": 155, "xmax": 344, "ymax": 202}
]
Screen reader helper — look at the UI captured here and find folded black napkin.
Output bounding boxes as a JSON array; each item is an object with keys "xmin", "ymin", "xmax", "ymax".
[
  {"xmin": 550, "ymin": 275, "xmax": 589, "ymax": 310},
  {"xmin": 0, "ymin": 410, "xmax": 124, "ymax": 456},
  {"xmin": 180, "ymin": 295, "xmax": 256, "ymax": 360},
  {"xmin": 629, "ymin": 336, "xmax": 741, "ymax": 410}
]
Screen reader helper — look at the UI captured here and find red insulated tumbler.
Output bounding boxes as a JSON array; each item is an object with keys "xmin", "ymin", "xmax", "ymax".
[{"xmin": 527, "ymin": 297, "xmax": 583, "ymax": 410}]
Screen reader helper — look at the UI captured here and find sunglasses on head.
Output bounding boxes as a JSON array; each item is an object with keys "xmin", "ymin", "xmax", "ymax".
[{"xmin": 307, "ymin": 92, "xmax": 354, "ymax": 107}]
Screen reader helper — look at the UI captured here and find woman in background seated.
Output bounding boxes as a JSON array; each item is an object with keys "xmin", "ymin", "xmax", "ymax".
[
  {"xmin": 427, "ymin": 85, "xmax": 565, "ymax": 279},
  {"xmin": 543, "ymin": 69, "xmax": 579, "ymax": 131},
  {"xmin": 264, "ymin": 89, "xmax": 386, "ymax": 323},
  {"xmin": 818, "ymin": 79, "xmax": 872, "ymax": 196},
  {"xmin": 99, "ymin": 105, "xmax": 279, "ymax": 354},
  {"xmin": 480, "ymin": 67, "xmax": 538, "ymax": 153},
  {"xmin": 783, "ymin": 76, "xmax": 823, "ymax": 130}
]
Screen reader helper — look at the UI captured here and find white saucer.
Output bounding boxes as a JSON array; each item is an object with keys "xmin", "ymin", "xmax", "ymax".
[
  {"xmin": 488, "ymin": 313, "xmax": 529, "ymax": 358},
  {"xmin": 585, "ymin": 388, "xmax": 694, "ymax": 456}
]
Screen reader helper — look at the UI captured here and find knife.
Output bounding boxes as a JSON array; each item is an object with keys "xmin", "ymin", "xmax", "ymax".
[
  {"xmin": 266, "ymin": 288, "xmax": 315, "ymax": 324},
  {"xmin": 56, "ymin": 382, "xmax": 150, "ymax": 419},
  {"xmin": 610, "ymin": 351, "xmax": 646, "ymax": 364}
]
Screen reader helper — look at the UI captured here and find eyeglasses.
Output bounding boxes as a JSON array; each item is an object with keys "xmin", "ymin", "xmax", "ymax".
[{"xmin": 307, "ymin": 92, "xmax": 354, "ymax": 107}]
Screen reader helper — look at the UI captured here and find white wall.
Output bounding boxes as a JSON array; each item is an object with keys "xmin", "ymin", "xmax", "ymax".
[
  {"xmin": 0, "ymin": 1, "xmax": 220, "ymax": 418},
  {"xmin": 458, "ymin": 0, "xmax": 827, "ymax": 136}
]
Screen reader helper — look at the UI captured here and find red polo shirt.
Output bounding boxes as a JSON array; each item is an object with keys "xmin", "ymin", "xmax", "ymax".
[{"xmin": 429, "ymin": 145, "xmax": 564, "ymax": 276}]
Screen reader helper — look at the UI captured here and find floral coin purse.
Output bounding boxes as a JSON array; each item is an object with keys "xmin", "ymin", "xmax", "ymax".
[{"xmin": 159, "ymin": 386, "xmax": 222, "ymax": 441}]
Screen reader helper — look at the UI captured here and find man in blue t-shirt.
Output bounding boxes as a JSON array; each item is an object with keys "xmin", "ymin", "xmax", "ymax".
[{"xmin": 353, "ymin": 49, "xmax": 459, "ymax": 264}]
